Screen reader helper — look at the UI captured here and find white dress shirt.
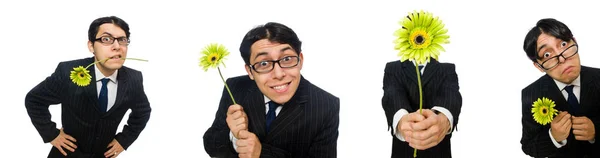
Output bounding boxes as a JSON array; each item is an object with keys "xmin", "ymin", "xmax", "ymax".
[
  {"xmin": 230, "ymin": 96, "xmax": 283, "ymax": 151},
  {"xmin": 549, "ymin": 75, "xmax": 594, "ymax": 148},
  {"xmin": 392, "ymin": 61, "xmax": 454, "ymax": 141},
  {"xmin": 94, "ymin": 65, "xmax": 118, "ymax": 112}
]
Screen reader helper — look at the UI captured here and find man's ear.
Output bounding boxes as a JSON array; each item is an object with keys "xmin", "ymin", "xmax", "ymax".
[
  {"xmin": 297, "ymin": 52, "xmax": 304, "ymax": 70},
  {"xmin": 88, "ymin": 41, "xmax": 94, "ymax": 54},
  {"xmin": 245, "ymin": 65, "xmax": 254, "ymax": 80}
]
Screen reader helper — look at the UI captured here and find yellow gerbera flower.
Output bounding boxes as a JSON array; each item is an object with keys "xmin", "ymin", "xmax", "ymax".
[
  {"xmin": 394, "ymin": 10, "xmax": 450, "ymax": 65},
  {"xmin": 70, "ymin": 66, "xmax": 92, "ymax": 86},
  {"xmin": 199, "ymin": 43, "xmax": 237, "ymax": 104},
  {"xmin": 200, "ymin": 43, "xmax": 230, "ymax": 72},
  {"xmin": 531, "ymin": 97, "xmax": 558, "ymax": 125}
]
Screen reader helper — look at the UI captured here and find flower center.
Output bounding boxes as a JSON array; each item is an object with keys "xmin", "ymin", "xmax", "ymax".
[
  {"xmin": 78, "ymin": 72, "xmax": 85, "ymax": 78},
  {"xmin": 415, "ymin": 35, "xmax": 424, "ymax": 44},
  {"xmin": 211, "ymin": 56, "xmax": 217, "ymax": 62},
  {"xmin": 408, "ymin": 28, "xmax": 431, "ymax": 49},
  {"xmin": 542, "ymin": 107, "xmax": 548, "ymax": 115}
]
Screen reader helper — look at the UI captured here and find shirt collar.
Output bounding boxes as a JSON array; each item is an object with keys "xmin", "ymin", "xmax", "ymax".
[
  {"xmin": 411, "ymin": 60, "xmax": 428, "ymax": 67},
  {"xmin": 553, "ymin": 75, "xmax": 581, "ymax": 91},
  {"xmin": 264, "ymin": 95, "xmax": 271, "ymax": 104},
  {"xmin": 94, "ymin": 65, "xmax": 118, "ymax": 83}
]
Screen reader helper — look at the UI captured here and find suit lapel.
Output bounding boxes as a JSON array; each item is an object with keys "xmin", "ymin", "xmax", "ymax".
[
  {"xmin": 266, "ymin": 78, "xmax": 308, "ymax": 140},
  {"xmin": 421, "ymin": 59, "xmax": 440, "ymax": 87},
  {"xmin": 541, "ymin": 75, "xmax": 570, "ymax": 112},
  {"xmin": 104, "ymin": 67, "xmax": 129, "ymax": 116},
  {"xmin": 82, "ymin": 59, "xmax": 102, "ymax": 113},
  {"xmin": 402, "ymin": 61, "xmax": 419, "ymax": 84},
  {"xmin": 246, "ymin": 85, "xmax": 267, "ymax": 138},
  {"xmin": 578, "ymin": 66, "xmax": 598, "ymax": 116}
]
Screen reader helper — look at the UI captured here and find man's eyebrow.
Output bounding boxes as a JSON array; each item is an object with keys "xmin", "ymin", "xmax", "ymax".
[
  {"xmin": 537, "ymin": 44, "xmax": 546, "ymax": 53},
  {"xmin": 254, "ymin": 52, "xmax": 269, "ymax": 60},
  {"xmin": 254, "ymin": 46, "xmax": 293, "ymax": 60},
  {"xmin": 280, "ymin": 46, "xmax": 292, "ymax": 52}
]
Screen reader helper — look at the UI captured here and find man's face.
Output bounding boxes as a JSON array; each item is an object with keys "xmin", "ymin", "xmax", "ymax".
[
  {"xmin": 535, "ymin": 33, "xmax": 580, "ymax": 83},
  {"xmin": 88, "ymin": 23, "xmax": 128, "ymax": 74},
  {"xmin": 245, "ymin": 39, "xmax": 303, "ymax": 104}
]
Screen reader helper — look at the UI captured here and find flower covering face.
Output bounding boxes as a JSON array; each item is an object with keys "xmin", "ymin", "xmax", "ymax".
[{"xmin": 394, "ymin": 10, "xmax": 450, "ymax": 64}]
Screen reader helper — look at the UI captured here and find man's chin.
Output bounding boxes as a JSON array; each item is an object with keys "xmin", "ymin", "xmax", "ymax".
[
  {"xmin": 102, "ymin": 65, "xmax": 123, "ymax": 71},
  {"xmin": 267, "ymin": 95, "xmax": 293, "ymax": 104}
]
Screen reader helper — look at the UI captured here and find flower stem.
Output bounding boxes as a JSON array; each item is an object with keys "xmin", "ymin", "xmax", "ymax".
[
  {"xmin": 122, "ymin": 57, "xmax": 149, "ymax": 62},
  {"xmin": 85, "ymin": 58, "xmax": 110, "ymax": 69},
  {"xmin": 84, "ymin": 57, "xmax": 149, "ymax": 69},
  {"xmin": 414, "ymin": 62, "xmax": 423, "ymax": 158},
  {"xmin": 218, "ymin": 67, "xmax": 237, "ymax": 105}
]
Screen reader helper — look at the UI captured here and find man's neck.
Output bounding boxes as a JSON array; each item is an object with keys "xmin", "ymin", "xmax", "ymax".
[{"xmin": 97, "ymin": 65, "xmax": 116, "ymax": 78}]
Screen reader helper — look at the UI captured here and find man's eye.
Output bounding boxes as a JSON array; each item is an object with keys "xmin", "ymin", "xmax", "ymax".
[
  {"xmin": 544, "ymin": 52, "xmax": 551, "ymax": 58},
  {"xmin": 102, "ymin": 37, "xmax": 112, "ymax": 42},
  {"xmin": 259, "ymin": 62, "xmax": 269, "ymax": 66},
  {"xmin": 561, "ymin": 41, "xmax": 567, "ymax": 47}
]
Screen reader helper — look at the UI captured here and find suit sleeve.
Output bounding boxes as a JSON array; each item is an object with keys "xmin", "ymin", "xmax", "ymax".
[
  {"xmin": 432, "ymin": 64, "xmax": 462, "ymax": 131},
  {"xmin": 25, "ymin": 63, "xmax": 64, "ymax": 143},
  {"xmin": 115, "ymin": 72, "xmax": 152, "ymax": 149},
  {"xmin": 203, "ymin": 78, "xmax": 238, "ymax": 157},
  {"xmin": 520, "ymin": 87, "xmax": 559, "ymax": 157},
  {"xmin": 305, "ymin": 97, "xmax": 339, "ymax": 158},
  {"xmin": 382, "ymin": 62, "xmax": 412, "ymax": 135}
]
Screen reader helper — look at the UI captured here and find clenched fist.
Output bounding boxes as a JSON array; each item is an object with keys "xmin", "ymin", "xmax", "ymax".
[{"xmin": 227, "ymin": 104, "xmax": 248, "ymax": 139}]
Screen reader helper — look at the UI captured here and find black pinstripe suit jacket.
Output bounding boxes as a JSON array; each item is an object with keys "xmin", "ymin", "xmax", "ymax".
[
  {"xmin": 381, "ymin": 59, "xmax": 462, "ymax": 158},
  {"xmin": 521, "ymin": 66, "xmax": 600, "ymax": 158},
  {"xmin": 204, "ymin": 75, "xmax": 340, "ymax": 158},
  {"xmin": 25, "ymin": 57, "xmax": 151, "ymax": 158}
]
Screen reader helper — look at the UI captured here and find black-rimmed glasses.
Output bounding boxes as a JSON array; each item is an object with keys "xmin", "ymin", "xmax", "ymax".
[
  {"xmin": 249, "ymin": 56, "xmax": 300, "ymax": 73},
  {"xmin": 94, "ymin": 36, "xmax": 130, "ymax": 46},
  {"xmin": 537, "ymin": 44, "xmax": 578, "ymax": 70}
]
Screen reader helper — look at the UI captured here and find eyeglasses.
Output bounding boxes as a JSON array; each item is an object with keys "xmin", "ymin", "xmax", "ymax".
[
  {"xmin": 537, "ymin": 44, "xmax": 578, "ymax": 70},
  {"xmin": 94, "ymin": 36, "xmax": 130, "ymax": 46},
  {"xmin": 249, "ymin": 56, "xmax": 300, "ymax": 73}
]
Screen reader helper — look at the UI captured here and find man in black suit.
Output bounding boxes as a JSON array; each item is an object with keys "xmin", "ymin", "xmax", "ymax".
[
  {"xmin": 25, "ymin": 16, "xmax": 151, "ymax": 158},
  {"xmin": 203, "ymin": 22, "xmax": 340, "ymax": 158},
  {"xmin": 520, "ymin": 18, "xmax": 599, "ymax": 158},
  {"xmin": 381, "ymin": 58, "xmax": 462, "ymax": 157}
]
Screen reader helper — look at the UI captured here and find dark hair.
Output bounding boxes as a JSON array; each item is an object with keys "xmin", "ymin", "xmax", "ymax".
[
  {"xmin": 523, "ymin": 18, "xmax": 574, "ymax": 61},
  {"xmin": 239, "ymin": 22, "xmax": 302, "ymax": 65},
  {"xmin": 88, "ymin": 16, "xmax": 130, "ymax": 45}
]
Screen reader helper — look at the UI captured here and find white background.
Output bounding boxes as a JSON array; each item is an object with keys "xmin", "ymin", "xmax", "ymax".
[{"xmin": 1, "ymin": 0, "xmax": 599, "ymax": 157}]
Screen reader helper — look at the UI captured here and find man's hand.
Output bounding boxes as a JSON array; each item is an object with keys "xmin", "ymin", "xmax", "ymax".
[
  {"xmin": 227, "ymin": 104, "xmax": 248, "ymax": 139},
  {"xmin": 408, "ymin": 109, "xmax": 450, "ymax": 150},
  {"xmin": 398, "ymin": 112, "xmax": 426, "ymax": 143},
  {"xmin": 550, "ymin": 111, "xmax": 572, "ymax": 142},
  {"xmin": 50, "ymin": 128, "xmax": 77, "ymax": 156},
  {"xmin": 236, "ymin": 130, "xmax": 261, "ymax": 158},
  {"xmin": 104, "ymin": 139, "xmax": 124, "ymax": 158},
  {"xmin": 572, "ymin": 116, "xmax": 595, "ymax": 141}
]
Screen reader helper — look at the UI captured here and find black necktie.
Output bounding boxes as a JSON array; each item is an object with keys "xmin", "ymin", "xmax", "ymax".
[
  {"xmin": 266, "ymin": 101, "xmax": 279, "ymax": 132},
  {"xmin": 418, "ymin": 65, "xmax": 424, "ymax": 76},
  {"xmin": 98, "ymin": 78, "xmax": 110, "ymax": 113},
  {"xmin": 564, "ymin": 85, "xmax": 580, "ymax": 116}
]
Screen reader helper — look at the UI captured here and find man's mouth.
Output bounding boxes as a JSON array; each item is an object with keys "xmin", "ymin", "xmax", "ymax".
[
  {"xmin": 563, "ymin": 66, "xmax": 573, "ymax": 74},
  {"xmin": 271, "ymin": 82, "xmax": 291, "ymax": 93},
  {"xmin": 110, "ymin": 55, "xmax": 122, "ymax": 60}
]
